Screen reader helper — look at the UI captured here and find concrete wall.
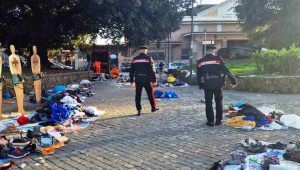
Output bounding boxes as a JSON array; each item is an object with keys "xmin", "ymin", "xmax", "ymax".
[{"xmin": 172, "ymin": 70, "xmax": 300, "ymax": 94}]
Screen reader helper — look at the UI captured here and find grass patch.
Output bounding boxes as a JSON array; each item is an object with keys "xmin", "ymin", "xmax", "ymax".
[
  {"xmin": 225, "ymin": 59, "xmax": 257, "ymax": 75},
  {"xmin": 183, "ymin": 59, "xmax": 258, "ymax": 76}
]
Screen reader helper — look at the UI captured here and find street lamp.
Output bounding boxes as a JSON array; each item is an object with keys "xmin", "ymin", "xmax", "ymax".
[{"xmin": 189, "ymin": 0, "xmax": 195, "ymax": 82}]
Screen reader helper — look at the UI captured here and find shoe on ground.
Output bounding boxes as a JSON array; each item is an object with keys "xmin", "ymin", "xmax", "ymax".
[
  {"xmin": 151, "ymin": 107, "xmax": 159, "ymax": 112},
  {"xmin": 7, "ymin": 147, "xmax": 30, "ymax": 159},
  {"xmin": 0, "ymin": 160, "xmax": 14, "ymax": 169},
  {"xmin": 215, "ymin": 121, "xmax": 222, "ymax": 126},
  {"xmin": 137, "ymin": 110, "xmax": 141, "ymax": 116},
  {"xmin": 241, "ymin": 138, "xmax": 259, "ymax": 147},
  {"xmin": 206, "ymin": 122, "xmax": 214, "ymax": 127},
  {"xmin": 11, "ymin": 138, "xmax": 30, "ymax": 149}
]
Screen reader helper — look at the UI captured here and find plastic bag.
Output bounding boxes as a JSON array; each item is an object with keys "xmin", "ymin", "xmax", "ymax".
[{"xmin": 280, "ymin": 114, "xmax": 300, "ymax": 129}]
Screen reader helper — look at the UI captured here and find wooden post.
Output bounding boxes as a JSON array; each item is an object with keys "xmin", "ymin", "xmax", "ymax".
[
  {"xmin": 31, "ymin": 46, "xmax": 42, "ymax": 107},
  {"xmin": 9, "ymin": 45, "xmax": 25, "ymax": 114}
]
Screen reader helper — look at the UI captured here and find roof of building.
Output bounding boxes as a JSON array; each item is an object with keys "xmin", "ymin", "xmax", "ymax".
[{"xmin": 182, "ymin": 0, "xmax": 239, "ymax": 22}]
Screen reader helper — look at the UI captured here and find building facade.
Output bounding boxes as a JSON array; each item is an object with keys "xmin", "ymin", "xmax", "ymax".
[{"xmin": 149, "ymin": 0, "xmax": 248, "ymax": 63}]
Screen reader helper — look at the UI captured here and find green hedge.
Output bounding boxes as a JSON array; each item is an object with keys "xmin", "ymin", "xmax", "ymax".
[{"xmin": 253, "ymin": 45, "xmax": 300, "ymax": 75}]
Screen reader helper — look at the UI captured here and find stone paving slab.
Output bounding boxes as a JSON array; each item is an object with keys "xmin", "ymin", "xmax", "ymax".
[{"xmin": 13, "ymin": 80, "xmax": 300, "ymax": 169}]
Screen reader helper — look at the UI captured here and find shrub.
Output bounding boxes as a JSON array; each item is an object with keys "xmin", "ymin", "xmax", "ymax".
[{"xmin": 252, "ymin": 45, "xmax": 300, "ymax": 75}]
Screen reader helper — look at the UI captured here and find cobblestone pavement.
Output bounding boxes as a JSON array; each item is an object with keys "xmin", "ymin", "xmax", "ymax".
[{"xmin": 15, "ymin": 80, "xmax": 300, "ymax": 169}]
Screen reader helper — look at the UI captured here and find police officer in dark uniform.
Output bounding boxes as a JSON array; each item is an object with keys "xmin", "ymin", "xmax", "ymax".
[
  {"xmin": 130, "ymin": 46, "xmax": 159, "ymax": 116},
  {"xmin": 197, "ymin": 45, "xmax": 237, "ymax": 126}
]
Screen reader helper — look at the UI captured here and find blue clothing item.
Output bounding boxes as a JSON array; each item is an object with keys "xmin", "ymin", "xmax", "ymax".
[
  {"xmin": 3, "ymin": 92, "xmax": 12, "ymax": 99},
  {"xmin": 243, "ymin": 116, "xmax": 256, "ymax": 121},
  {"xmin": 53, "ymin": 85, "xmax": 66, "ymax": 93},
  {"xmin": 50, "ymin": 103, "xmax": 72, "ymax": 123},
  {"xmin": 163, "ymin": 91, "xmax": 178, "ymax": 98},
  {"xmin": 154, "ymin": 90, "xmax": 164, "ymax": 98},
  {"xmin": 236, "ymin": 101, "xmax": 245, "ymax": 108},
  {"xmin": 258, "ymin": 118, "xmax": 269, "ymax": 127}
]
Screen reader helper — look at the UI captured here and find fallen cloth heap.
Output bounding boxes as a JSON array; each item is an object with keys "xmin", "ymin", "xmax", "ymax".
[
  {"xmin": 154, "ymin": 90, "xmax": 179, "ymax": 99},
  {"xmin": 212, "ymin": 139, "xmax": 300, "ymax": 170},
  {"xmin": 224, "ymin": 102, "xmax": 293, "ymax": 131},
  {"xmin": 0, "ymin": 79, "xmax": 104, "ymax": 168},
  {"xmin": 158, "ymin": 76, "xmax": 189, "ymax": 88}
]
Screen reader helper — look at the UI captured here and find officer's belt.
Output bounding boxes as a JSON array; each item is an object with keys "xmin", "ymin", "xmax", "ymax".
[
  {"xmin": 209, "ymin": 75, "xmax": 221, "ymax": 79},
  {"xmin": 136, "ymin": 74, "xmax": 148, "ymax": 76}
]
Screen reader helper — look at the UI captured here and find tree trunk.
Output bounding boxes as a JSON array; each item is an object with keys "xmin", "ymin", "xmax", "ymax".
[{"xmin": 37, "ymin": 41, "xmax": 50, "ymax": 70}]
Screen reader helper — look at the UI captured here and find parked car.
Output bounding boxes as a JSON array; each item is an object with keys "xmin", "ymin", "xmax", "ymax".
[
  {"xmin": 121, "ymin": 63, "xmax": 131, "ymax": 72},
  {"xmin": 168, "ymin": 63, "xmax": 184, "ymax": 70},
  {"xmin": 165, "ymin": 63, "xmax": 185, "ymax": 74},
  {"xmin": 49, "ymin": 61, "xmax": 73, "ymax": 70}
]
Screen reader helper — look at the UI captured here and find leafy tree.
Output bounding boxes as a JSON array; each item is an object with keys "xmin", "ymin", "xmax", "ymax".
[
  {"xmin": 235, "ymin": 0, "xmax": 300, "ymax": 49},
  {"xmin": 0, "ymin": 0, "xmax": 186, "ymax": 68}
]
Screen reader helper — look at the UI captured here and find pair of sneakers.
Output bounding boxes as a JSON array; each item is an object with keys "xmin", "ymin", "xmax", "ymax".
[{"xmin": 137, "ymin": 106, "xmax": 160, "ymax": 116}]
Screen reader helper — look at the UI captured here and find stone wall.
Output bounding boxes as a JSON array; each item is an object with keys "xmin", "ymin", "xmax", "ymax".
[
  {"xmin": 172, "ymin": 69, "xmax": 300, "ymax": 94},
  {"xmin": 4, "ymin": 71, "xmax": 93, "ymax": 94},
  {"xmin": 42, "ymin": 71, "xmax": 93, "ymax": 89}
]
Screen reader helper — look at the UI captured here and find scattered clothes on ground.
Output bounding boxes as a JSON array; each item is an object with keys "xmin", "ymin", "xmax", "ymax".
[
  {"xmin": 110, "ymin": 68, "xmax": 120, "ymax": 78},
  {"xmin": 211, "ymin": 139, "xmax": 300, "ymax": 170},
  {"xmin": 158, "ymin": 76, "xmax": 188, "ymax": 88},
  {"xmin": 167, "ymin": 76, "xmax": 176, "ymax": 83},
  {"xmin": 224, "ymin": 102, "xmax": 290, "ymax": 131},
  {"xmin": 0, "ymin": 79, "xmax": 105, "ymax": 167},
  {"xmin": 226, "ymin": 116, "xmax": 256, "ymax": 129},
  {"xmin": 154, "ymin": 90, "xmax": 178, "ymax": 99}
]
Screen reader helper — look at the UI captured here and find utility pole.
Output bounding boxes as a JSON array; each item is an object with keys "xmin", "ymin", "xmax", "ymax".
[
  {"xmin": 189, "ymin": 0, "xmax": 194, "ymax": 81},
  {"xmin": 167, "ymin": 31, "xmax": 170, "ymax": 76}
]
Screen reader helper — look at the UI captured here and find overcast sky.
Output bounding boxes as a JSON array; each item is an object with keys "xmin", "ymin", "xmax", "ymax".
[
  {"xmin": 201, "ymin": 0, "xmax": 226, "ymax": 4},
  {"xmin": 96, "ymin": 0, "xmax": 226, "ymax": 45}
]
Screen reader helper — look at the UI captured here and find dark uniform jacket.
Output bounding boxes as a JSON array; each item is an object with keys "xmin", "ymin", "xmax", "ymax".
[
  {"xmin": 196, "ymin": 54, "xmax": 236, "ymax": 90},
  {"xmin": 129, "ymin": 53, "xmax": 156, "ymax": 83}
]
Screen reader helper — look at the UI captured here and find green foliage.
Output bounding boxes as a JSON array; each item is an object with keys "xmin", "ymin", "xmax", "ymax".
[
  {"xmin": 235, "ymin": 0, "xmax": 300, "ymax": 49},
  {"xmin": 0, "ymin": 0, "xmax": 186, "ymax": 67},
  {"xmin": 252, "ymin": 45, "xmax": 300, "ymax": 74},
  {"xmin": 183, "ymin": 59, "xmax": 257, "ymax": 75}
]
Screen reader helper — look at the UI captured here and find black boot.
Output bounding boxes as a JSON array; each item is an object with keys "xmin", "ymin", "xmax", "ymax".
[
  {"xmin": 137, "ymin": 110, "xmax": 141, "ymax": 116},
  {"xmin": 206, "ymin": 122, "xmax": 214, "ymax": 127},
  {"xmin": 151, "ymin": 106, "xmax": 159, "ymax": 112}
]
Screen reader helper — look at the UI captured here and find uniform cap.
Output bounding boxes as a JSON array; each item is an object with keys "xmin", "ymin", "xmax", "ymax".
[
  {"xmin": 205, "ymin": 44, "xmax": 217, "ymax": 50},
  {"xmin": 139, "ymin": 46, "xmax": 148, "ymax": 49}
]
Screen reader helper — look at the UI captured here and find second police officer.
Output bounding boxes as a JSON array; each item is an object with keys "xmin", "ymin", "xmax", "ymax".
[{"xmin": 197, "ymin": 45, "xmax": 237, "ymax": 126}]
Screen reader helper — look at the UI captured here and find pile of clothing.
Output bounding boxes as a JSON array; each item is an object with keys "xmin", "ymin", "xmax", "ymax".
[
  {"xmin": 115, "ymin": 74, "xmax": 131, "ymax": 87},
  {"xmin": 30, "ymin": 80, "xmax": 95, "ymax": 104},
  {"xmin": 0, "ymin": 79, "xmax": 104, "ymax": 168},
  {"xmin": 212, "ymin": 139, "xmax": 300, "ymax": 170},
  {"xmin": 159, "ymin": 76, "xmax": 188, "ymax": 88},
  {"xmin": 224, "ymin": 102, "xmax": 293, "ymax": 131},
  {"xmin": 154, "ymin": 90, "xmax": 178, "ymax": 99}
]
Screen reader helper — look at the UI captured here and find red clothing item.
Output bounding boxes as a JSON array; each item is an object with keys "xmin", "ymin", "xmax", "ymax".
[{"xmin": 93, "ymin": 61, "xmax": 101, "ymax": 75}]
